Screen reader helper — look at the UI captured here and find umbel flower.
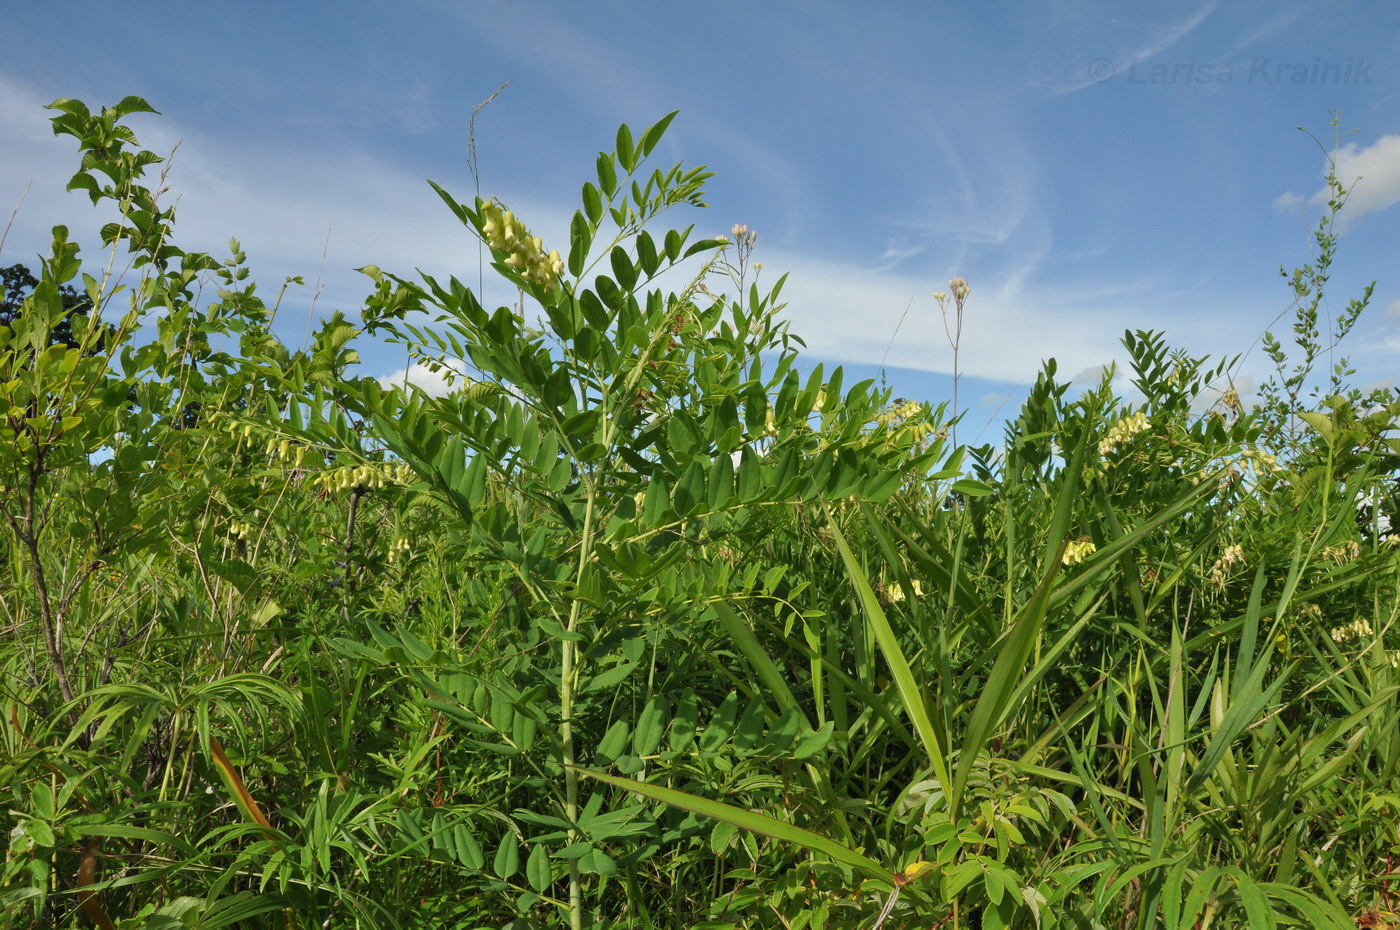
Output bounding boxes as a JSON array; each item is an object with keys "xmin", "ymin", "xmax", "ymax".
[{"xmin": 481, "ymin": 199, "xmax": 564, "ymax": 292}]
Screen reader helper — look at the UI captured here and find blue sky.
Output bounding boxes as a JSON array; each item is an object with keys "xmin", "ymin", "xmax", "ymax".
[{"xmin": 2, "ymin": 1, "xmax": 1398, "ymax": 444}]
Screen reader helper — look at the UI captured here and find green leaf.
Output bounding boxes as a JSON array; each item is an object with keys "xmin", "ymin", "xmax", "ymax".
[
  {"xmin": 951, "ymin": 478, "xmax": 993, "ymax": 497},
  {"xmin": 582, "ymin": 183, "xmax": 603, "ymax": 225},
  {"xmin": 736, "ymin": 449, "xmax": 763, "ymax": 501},
  {"xmin": 672, "ymin": 460, "xmax": 707, "ymax": 516},
  {"xmin": 1233, "ymin": 870, "xmax": 1274, "ymax": 929},
  {"xmin": 569, "ymin": 211, "xmax": 591, "ymax": 277},
  {"xmin": 949, "ymin": 425, "xmax": 1089, "ymax": 820},
  {"xmin": 617, "ymin": 124, "xmax": 637, "ymax": 173},
  {"xmin": 1298, "ymin": 410, "xmax": 1335, "ymax": 443},
  {"xmin": 610, "ymin": 246, "xmax": 638, "ymax": 291},
  {"xmin": 455, "ymin": 824, "xmax": 484, "ymax": 869},
  {"xmin": 733, "ymin": 698, "xmax": 766, "ymax": 751},
  {"xmin": 493, "ymin": 830, "xmax": 520, "ymax": 879},
  {"xmin": 578, "ymin": 848, "xmax": 617, "ymax": 875},
  {"xmin": 24, "ymin": 820, "xmax": 54, "ymax": 847},
  {"xmin": 711, "ymin": 602, "xmax": 802, "ymax": 717},
  {"xmin": 596, "ymin": 720, "xmax": 630, "ymax": 764},
  {"xmin": 596, "ymin": 153, "xmax": 618, "ymax": 197},
  {"xmin": 670, "ymin": 691, "xmax": 698, "ymax": 751},
  {"xmin": 112, "ymin": 95, "xmax": 158, "ymax": 117},
  {"xmin": 586, "ymin": 662, "xmax": 636, "ymax": 692},
  {"xmin": 633, "ymin": 695, "xmax": 668, "ymax": 757},
  {"xmin": 827, "ymin": 512, "xmax": 952, "ymax": 808},
  {"xmin": 700, "ymin": 692, "xmax": 740, "ymax": 751},
  {"xmin": 526, "ymin": 843, "xmax": 552, "ymax": 892},
  {"xmin": 643, "ymin": 476, "xmax": 671, "ymax": 526},
  {"xmin": 792, "ymin": 721, "xmax": 834, "ymax": 760},
  {"xmin": 574, "ymin": 768, "xmax": 891, "ymax": 884},
  {"xmin": 638, "ymin": 111, "xmax": 678, "ymax": 158},
  {"xmin": 636, "ymin": 231, "xmax": 659, "ymax": 276}
]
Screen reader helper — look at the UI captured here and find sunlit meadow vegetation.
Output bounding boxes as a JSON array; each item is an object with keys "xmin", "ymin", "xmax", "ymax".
[{"xmin": 2, "ymin": 96, "xmax": 1398, "ymax": 930}]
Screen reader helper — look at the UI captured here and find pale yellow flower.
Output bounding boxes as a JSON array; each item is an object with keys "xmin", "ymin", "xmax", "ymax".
[
  {"xmin": 1099, "ymin": 411, "xmax": 1150, "ymax": 457},
  {"xmin": 1329, "ymin": 617, "xmax": 1372, "ymax": 644},
  {"xmin": 1320, "ymin": 540, "xmax": 1361, "ymax": 564},
  {"xmin": 885, "ymin": 580, "xmax": 925, "ymax": 603},
  {"xmin": 1063, "ymin": 538, "xmax": 1097, "ymax": 565},
  {"xmin": 1208, "ymin": 543, "xmax": 1245, "ymax": 587},
  {"xmin": 481, "ymin": 199, "xmax": 563, "ymax": 292}
]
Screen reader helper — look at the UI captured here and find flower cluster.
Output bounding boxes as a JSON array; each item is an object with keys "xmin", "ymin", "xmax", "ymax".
[
  {"xmin": 387, "ymin": 535, "xmax": 411, "ymax": 564},
  {"xmin": 1208, "ymin": 543, "xmax": 1245, "ymax": 587},
  {"xmin": 1063, "ymin": 537, "xmax": 1097, "ymax": 565},
  {"xmin": 877, "ymin": 399, "xmax": 923, "ymax": 424},
  {"xmin": 481, "ymin": 200, "xmax": 564, "ymax": 292},
  {"xmin": 1321, "ymin": 540, "xmax": 1361, "ymax": 564},
  {"xmin": 1099, "ymin": 411, "xmax": 1150, "ymax": 456},
  {"xmin": 1330, "ymin": 617, "xmax": 1372, "ymax": 644},
  {"xmin": 314, "ymin": 462, "xmax": 415, "ymax": 494},
  {"xmin": 228, "ymin": 519, "xmax": 255, "ymax": 541},
  {"xmin": 884, "ymin": 579, "xmax": 925, "ymax": 603},
  {"xmin": 872, "ymin": 399, "xmax": 934, "ymax": 443}
]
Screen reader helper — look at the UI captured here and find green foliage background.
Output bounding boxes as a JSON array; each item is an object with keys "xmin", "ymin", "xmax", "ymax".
[{"xmin": 1, "ymin": 97, "xmax": 1398, "ymax": 930}]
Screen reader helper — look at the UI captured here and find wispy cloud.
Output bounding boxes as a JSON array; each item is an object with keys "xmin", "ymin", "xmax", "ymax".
[
  {"xmin": 1309, "ymin": 134, "xmax": 1400, "ymax": 231},
  {"xmin": 875, "ymin": 238, "xmax": 928, "ymax": 266},
  {"xmin": 1040, "ymin": 2, "xmax": 1220, "ymax": 95}
]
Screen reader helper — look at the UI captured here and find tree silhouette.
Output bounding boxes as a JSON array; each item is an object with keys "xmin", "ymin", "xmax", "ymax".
[{"xmin": 0, "ymin": 262, "xmax": 111, "ymax": 351}]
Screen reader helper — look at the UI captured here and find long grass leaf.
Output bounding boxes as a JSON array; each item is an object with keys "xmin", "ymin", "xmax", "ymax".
[
  {"xmin": 573, "ymin": 767, "xmax": 892, "ymax": 884},
  {"xmin": 826, "ymin": 509, "xmax": 952, "ymax": 808}
]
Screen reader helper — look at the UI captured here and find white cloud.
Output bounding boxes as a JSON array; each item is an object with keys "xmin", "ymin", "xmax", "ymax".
[
  {"xmin": 1362, "ymin": 377, "xmax": 1396, "ymax": 394},
  {"xmin": 758, "ymin": 247, "xmax": 1162, "ymax": 384},
  {"xmin": 1273, "ymin": 191, "xmax": 1304, "ymax": 212},
  {"xmin": 378, "ymin": 362, "xmax": 457, "ymax": 397},
  {"xmin": 0, "ymin": 67, "xmax": 581, "ymax": 364},
  {"xmin": 1307, "ymin": 135, "xmax": 1400, "ymax": 231},
  {"xmin": 1070, "ymin": 363, "xmax": 1114, "ymax": 385}
]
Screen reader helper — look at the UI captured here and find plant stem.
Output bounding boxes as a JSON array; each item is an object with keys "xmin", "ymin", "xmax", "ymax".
[{"xmin": 561, "ymin": 483, "xmax": 597, "ymax": 930}]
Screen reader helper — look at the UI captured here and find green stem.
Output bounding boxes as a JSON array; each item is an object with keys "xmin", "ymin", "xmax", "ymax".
[{"xmin": 561, "ymin": 482, "xmax": 597, "ymax": 930}]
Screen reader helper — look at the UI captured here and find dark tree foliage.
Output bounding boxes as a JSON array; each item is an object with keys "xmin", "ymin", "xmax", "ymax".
[{"xmin": 0, "ymin": 261, "xmax": 112, "ymax": 352}]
